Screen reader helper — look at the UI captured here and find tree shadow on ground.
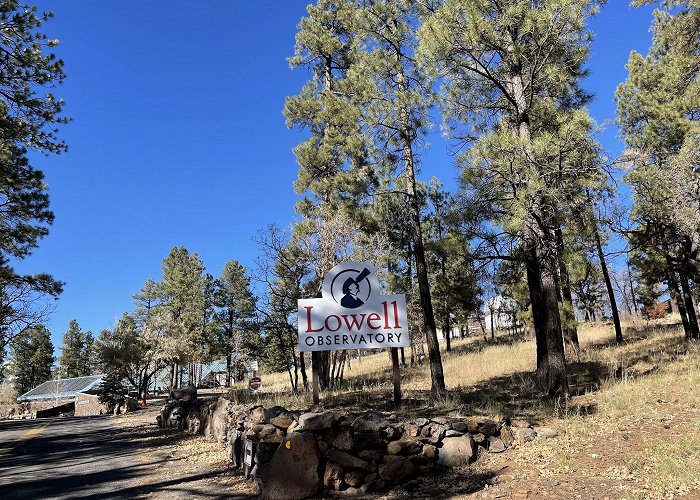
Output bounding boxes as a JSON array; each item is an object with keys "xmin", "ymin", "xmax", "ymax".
[
  {"xmin": 318, "ymin": 324, "xmax": 691, "ymax": 421},
  {"xmin": 0, "ymin": 413, "xmax": 257, "ymax": 500}
]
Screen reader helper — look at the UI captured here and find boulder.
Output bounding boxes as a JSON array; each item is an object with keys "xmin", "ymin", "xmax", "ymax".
[
  {"xmin": 255, "ymin": 441, "xmax": 280, "ymax": 466},
  {"xmin": 404, "ymin": 423, "xmax": 420, "ymax": 437},
  {"xmin": 344, "ymin": 469, "xmax": 365, "ymax": 487},
  {"xmin": 534, "ymin": 426, "xmax": 558, "ymax": 439},
  {"xmin": 352, "ymin": 432, "xmax": 383, "ymax": 452},
  {"xmin": 298, "ymin": 411, "xmax": 336, "ymax": 431},
  {"xmin": 379, "ymin": 455, "xmax": 415, "ymax": 483},
  {"xmin": 264, "ymin": 406, "xmax": 288, "ymax": 423},
  {"xmin": 499, "ymin": 426, "xmax": 515, "ymax": 447},
  {"xmin": 270, "ymin": 412, "xmax": 296, "ymax": 430},
  {"xmin": 170, "ymin": 385, "xmax": 197, "ymax": 402},
  {"xmin": 352, "ymin": 411, "xmax": 390, "ymax": 433},
  {"xmin": 487, "ymin": 436, "xmax": 506, "ymax": 453},
  {"xmin": 437, "ymin": 436, "xmax": 476, "ymax": 468},
  {"xmin": 477, "ymin": 418, "xmax": 499, "ymax": 436},
  {"xmin": 358, "ymin": 449, "xmax": 384, "ymax": 467},
  {"xmin": 445, "ymin": 430, "xmax": 463, "ymax": 438},
  {"xmin": 259, "ymin": 424, "xmax": 283, "ymax": 442},
  {"xmin": 204, "ymin": 398, "xmax": 229, "ymax": 442},
  {"xmin": 333, "ymin": 429, "xmax": 353, "ymax": 451},
  {"xmin": 471, "ymin": 432, "xmax": 486, "ymax": 444},
  {"xmin": 451, "ymin": 421, "xmax": 467, "ymax": 433},
  {"xmin": 387, "ymin": 441, "xmax": 403, "ymax": 455},
  {"xmin": 250, "ymin": 405, "xmax": 266, "ymax": 425},
  {"xmin": 422, "ymin": 444, "xmax": 438, "ymax": 460},
  {"xmin": 323, "ymin": 462, "xmax": 344, "ymax": 490},
  {"xmin": 415, "ymin": 417, "xmax": 429, "ymax": 427},
  {"xmin": 257, "ymin": 432, "xmax": 321, "ymax": 500},
  {"xmin": 515, "ymin": 427, "xmax": 537, "ymax": 443},
  {"xmin": 325, "ymin": 449, "xmax": 373, "ymax": 471}
]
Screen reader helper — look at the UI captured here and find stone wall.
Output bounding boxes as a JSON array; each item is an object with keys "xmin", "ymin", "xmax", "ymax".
[{"xmin": 158, "ymin": 392, "xmax": 551, "ymax": 499}]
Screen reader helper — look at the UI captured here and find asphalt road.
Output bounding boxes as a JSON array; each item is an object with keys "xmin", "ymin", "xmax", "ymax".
[
  {"xmin": 0, "ymin": 412, "xmax": 253, "ymax": 499},
  {"xmin": 0, "ymin": 415, "xmax": 149, "ymax": 499}
]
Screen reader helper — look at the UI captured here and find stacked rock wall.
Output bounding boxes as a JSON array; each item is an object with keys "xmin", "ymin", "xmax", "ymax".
[{"xmin": 158, "ymin": 394, "xmax": 547, "ymax": 499}]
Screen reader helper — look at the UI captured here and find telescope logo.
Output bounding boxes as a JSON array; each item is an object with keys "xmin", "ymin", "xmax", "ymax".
[{"xmin": 329, "ymin": 267, "xmax": 372, "ymax": 309}]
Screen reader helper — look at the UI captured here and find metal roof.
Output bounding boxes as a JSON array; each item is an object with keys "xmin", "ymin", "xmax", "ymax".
[{"xmin": 17, "ymin": 375, "xmax": 104, "ymax": 402}]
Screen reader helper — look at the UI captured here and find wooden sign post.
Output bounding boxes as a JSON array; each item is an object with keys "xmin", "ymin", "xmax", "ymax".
[{"xmin": 298, "ymin": 262, "xmax": 409, "ymax": 407}]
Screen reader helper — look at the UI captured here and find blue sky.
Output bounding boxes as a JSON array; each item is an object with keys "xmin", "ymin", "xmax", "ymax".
[{"xmin": 16, "ymin": 1, "xmax": 657, "ymax": 353}]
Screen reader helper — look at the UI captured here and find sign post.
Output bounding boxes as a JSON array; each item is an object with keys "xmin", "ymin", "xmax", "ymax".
[{"xmin": 298, "ymin": 262, "xmax": 409, "ymax": 407}]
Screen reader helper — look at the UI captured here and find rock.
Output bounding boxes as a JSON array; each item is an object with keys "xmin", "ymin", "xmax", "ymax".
[
  {"xmin": 324, "ymin": 462, "xmax": 344, "ymax": 490},
  {"xmin": 298, "ymin": 411, "xmax": 336, "ymax": 431},
  {"xmin": 264, "ymin": 406, "xmax": 288, "ymax": 423},
  {"xmin": 344, "ymin": 469, "xmax": 365, "ymax": 487},
  {"xmin": 432, "ymin": 417, "xmax": 448, "ymax": 425},
  {"xmin": 422, "ymin": 444, "xmax": 438, "ymax": 460},
  {"xmin": 515, "ymin": 427, "xmax": 537, "ymax": 443},
  {"xmin": 287, "ymin": 420, "xmax": 299, "ymax": 433},
  {"xmin": 249, "ymin": 406, "xmax": 266, "ymax": 425},
  {"xmin": 387, "ymin": 441, "xmax": 403, "ymax": 455},
  {"xmin": 325, "ymin": 449, "xmax": 373, "ymax": 471},
  {"xmin": 170, "ymin": 385, "xmax": 197, "ymax": 402},
  {"xmin": 500, "ymin": 426, "xmax": 515, "ymax": 447},
  {"xmin": 420, "ymin": 424, "xmax": 433, "ymax": 438},
  {"xmin": 471, "ymin": 432, "xmax": 486, "ymax": 444},
  {"xmin": 352, "ymin": 411, "xmax": 390, "ymax": 433},
  {"xmin": 255, "ymin": 441, "xmax": 280, "ymax": 466},
  {"xmin": 534, "ymin": 426, "xmax": 558, "ymax": 439},
  {"xmin": 383, "ymin": 425, "xmax": 402, "ymax": 440},
  {"xmin": 270, "ymin": 412, "xmax": 296, "ymax": 430},
  {"xmin": 432, "ymin": 424, "xmax": 447, "ymax": 442},
  {"xmin": 257, "ymin": 432, "xmax": 321, "ymax": 500},
  {"xmin": 204, "ymin": 398, "xmax": 229, "ymax": 442},
  {"xmin": 451, "ymin": 421, "xmax": 467, "ymax": 433},
  {"xmin": 259, "ymin": 424, "xmax": 282, "ymax": 442},
  {"xmin": 438, "ymin": 436, "xmax": 476, "ymax": 468},
  {"xmin": 185, "ymin": 411, "xmax": 204, "ymax": 434},
  {"xmin": 404, "ymin": 424, "xmax": 420, "ymax": 437},
  {"xmin": 333, "ymin": 429, "xmax": 353, "ymax": 451},
  {"xmin": 379, "ymin": 455, "xmax": 414, "ymax": 483},
  {"xmin": 487, "ymin": 436, "xmax": 506, "ymax": 453},
  {"xmin": 445, "ymin": 430, "xmax": 463, "ymax": 438},
  {"xmin": 352, "ymin": 432, "xmax": 383, "ymax": 451},
  {"xmin": 317, "ymin": 439, "xmax": 331, "ymax": 454},
  {"xmin": 465, "ymin": 416, "xmax": 484, "ymax": 433},
  {"xmin": 358, "ymin": 449, "xmax": 384, "ymax": 466},
  {"xmin": 478, "ymin": 418, "xmax": 499, "ymax": 436},
  {"xmin": 415, "ymin": 417, "xmax": 429, "ymax": 427}
]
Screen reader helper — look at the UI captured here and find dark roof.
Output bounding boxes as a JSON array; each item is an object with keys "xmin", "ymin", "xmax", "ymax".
[{"xmin": 17, "ymin": 375, "xmax": 104, "ymax": 402}]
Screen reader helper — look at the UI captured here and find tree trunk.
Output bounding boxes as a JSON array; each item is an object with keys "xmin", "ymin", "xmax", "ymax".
[
  {"xmin": 627, "ymin": 258, "xmax": 638, "ymax": 314},
  {"xmin": 679, "ymin": 271, "xmax": 700, "ymax": 339},
  {"xmin": 555, "ymin": 228, "xmax": 580, "ymax": 361},
  {"xmin": 526, "ymin": 242, "xmax": 569, "ymax": 398},
  {"xmin": 666, "ymin": 268, "xmax": 690, "ymax": 337},
  {"xmin": 397, "ymin": 67, "xmax": 445, "ymax": 397},
  {"xmin": 299, "ymin": 351, "xmax": 308, "ymax": 391},
  {"xmin": 593, "ymin": 220, "xmax": 623, "ymax": 343}
]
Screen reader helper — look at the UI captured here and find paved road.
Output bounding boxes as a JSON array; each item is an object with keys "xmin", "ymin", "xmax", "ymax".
[{"xmin": 0, "ymin": 412, "xmax": 254, "ymax": 499}]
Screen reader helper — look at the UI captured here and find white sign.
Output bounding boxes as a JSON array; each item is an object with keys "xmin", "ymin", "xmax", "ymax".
[{"xmin": 298, "ymin": 262, "xmax": 409, "ymax": 352}]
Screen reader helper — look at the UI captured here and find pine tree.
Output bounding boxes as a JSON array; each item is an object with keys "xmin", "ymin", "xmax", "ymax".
[
  {"xmin": 11, "ymin": 324, "xmax": 53, "ymax": 395},
  {"xmin": 159, "ymin": 247, "xmax": 207, "ymax": 385},
  {"xmin": 616, "ymin": 0, "xmax": 700, "ymax": 339},
  {"xmin": 59, "ymin": 319, "xmax": 90, "ymax": 377},
  {"xmin": 0, "ymin": 1, "xmax": 68, "ymax": 349},
  {"xmin": 346, "ymin": 0, "xmax": 448, "ymax": 395},
  {"xmin": 285, "ymin": 0, "xmax": 370, "ymax": 392},
  {"xmin": 418, "ymin": 0, "xmax": 605, "ymax": 397},
  {"xmin": 215, "ymin": 260, "xmax": 257, "ymax": 386}
]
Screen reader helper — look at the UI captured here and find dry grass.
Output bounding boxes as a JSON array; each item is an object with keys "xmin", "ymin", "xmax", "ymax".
[{"xmin": 245, "ymin": 317, "xmax": 700, "ymax": 498}]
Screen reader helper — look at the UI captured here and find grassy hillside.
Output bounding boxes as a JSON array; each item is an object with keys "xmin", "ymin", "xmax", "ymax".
[{"xmin": 233, "ymin": 318, "xmax": 699, "ymax": 498}]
